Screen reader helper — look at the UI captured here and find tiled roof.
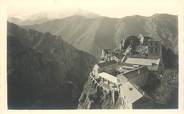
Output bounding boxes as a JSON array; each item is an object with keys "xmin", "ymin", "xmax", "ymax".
[
  {"xmin": 120, "ymin": 82, "xmax": 143, "ymax": 104},
  {"xmin": 125, "ymin": 57, "xmax": 160, "ymax": 66}
]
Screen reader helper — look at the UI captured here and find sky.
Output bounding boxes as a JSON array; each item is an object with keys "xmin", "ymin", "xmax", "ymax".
[{"xmin": 7, "ymin": 0, "xmax": 180, "ymax": 18}]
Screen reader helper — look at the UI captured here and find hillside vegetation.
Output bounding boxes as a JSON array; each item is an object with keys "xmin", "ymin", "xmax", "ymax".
[{"xmin": 7, "ymin": 22, "xmax": 97, "ymax": 109}]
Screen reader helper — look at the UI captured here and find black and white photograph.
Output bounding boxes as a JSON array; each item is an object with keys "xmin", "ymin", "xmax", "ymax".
[{"xmin": 0, "ymin": 0, "xmax": 184, "ymax": 112}]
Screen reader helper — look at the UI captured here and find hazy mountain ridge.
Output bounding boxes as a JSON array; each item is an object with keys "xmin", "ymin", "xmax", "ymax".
[
  {"xmin": 8, "ymin": 10, "xmax": 99, "ymax": 25},
  {"xmin": 7, "ymin": 22, "xmax": 97, "ymax": 109},
  {"xmin": 25, "ymin": 14, "xmax": 178, "ymax": 58},
  {"xmin": 8, "ymin": 16, "xmax": 49, "ymax": 25}
]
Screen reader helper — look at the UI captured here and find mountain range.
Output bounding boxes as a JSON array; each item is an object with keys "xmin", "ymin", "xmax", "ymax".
[
  {"xmin": 7, "ymin": 22, "xmax": 96, "ymax": 109},
  {"xmin": 7, "ymin": 13, "xmax": 178, "ymax": 109},
  {"xmin": 22, "ymin": 14, "xmax": 178, "ymax": 59}
]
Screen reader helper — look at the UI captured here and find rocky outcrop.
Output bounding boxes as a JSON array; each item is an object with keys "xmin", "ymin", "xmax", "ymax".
[{"xmin": 78, "ymin": 79, "xmax": 116, "ymax": 109}]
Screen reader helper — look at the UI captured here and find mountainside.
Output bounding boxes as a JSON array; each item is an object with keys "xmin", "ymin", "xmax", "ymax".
[
  {"xmin": 25, "ymin": 14, "xmax": 178, "ymax": 58},
  {"xmin": 7, "ymin": 22, "xmax": 97, "ymax": 109}
]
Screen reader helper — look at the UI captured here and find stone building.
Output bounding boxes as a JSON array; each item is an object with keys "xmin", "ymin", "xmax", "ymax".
[{"xmin": 147, "ymin": 39, "xmax": 162, "ymax": 59}]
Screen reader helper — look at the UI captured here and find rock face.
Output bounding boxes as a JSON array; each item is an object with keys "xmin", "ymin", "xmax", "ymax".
[
  {"xmin": 25, "ymin": 14, "xmax": 178, "ymax": 58},
  {"xmin": 7, "ymin": 22, "xmax": 97, "ymax": 109},
  {"xmin": 78, "ymin": 79, "xmax": 116, "ymax": 109}
]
